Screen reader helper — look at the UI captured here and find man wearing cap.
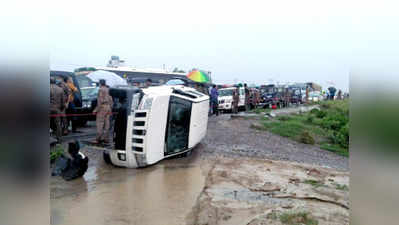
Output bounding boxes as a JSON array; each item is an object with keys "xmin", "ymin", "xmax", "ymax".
[{"xmin": 94, "ymin": 79, "xmax": 113, "ymax": 144}]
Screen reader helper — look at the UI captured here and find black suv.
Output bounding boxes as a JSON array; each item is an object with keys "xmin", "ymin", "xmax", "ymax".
[{"xmin": 50, "ymin": 70, "xmax": 89, "ymax": 127}]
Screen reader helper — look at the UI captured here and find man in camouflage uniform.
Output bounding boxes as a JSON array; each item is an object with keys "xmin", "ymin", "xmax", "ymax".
[
  {"xmin": 50, "ymin": 77, "xmax": 65, "ymax": 142},
  {"xmin": 58, "ymin": 77, "xmax": 71, "ymax": 135},
  {"xmin": 95, "ymin": 79, "xmax": 113, "ymax": 143}
]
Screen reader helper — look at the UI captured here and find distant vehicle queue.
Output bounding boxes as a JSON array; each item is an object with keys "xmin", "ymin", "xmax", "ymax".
[{"xmin": 50, "ymin": 67, "xmax": 347, "ymax": 141}]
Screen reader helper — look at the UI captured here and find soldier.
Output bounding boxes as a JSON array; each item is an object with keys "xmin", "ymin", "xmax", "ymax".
[
  {"xmin": 232, "ymin": 87, "xmax": 240, "ymax": 114},
  {"xmin": 94, "ymin": 79, "xmax": 113, "ymax": 144},
  {"xmin": 59, "ymin": 77, "xmax": 71, "ymax": 135},
  {"xmin": 50, "ymin": 77, "xmax": 65, "ymax": 142}
]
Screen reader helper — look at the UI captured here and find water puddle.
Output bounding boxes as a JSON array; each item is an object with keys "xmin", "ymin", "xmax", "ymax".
[{"xmin": 51, "ymin": 153, "xmax": 205, "ymax": 225}]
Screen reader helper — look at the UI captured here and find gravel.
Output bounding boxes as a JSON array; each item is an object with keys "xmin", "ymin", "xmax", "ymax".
[{"xmin": 202, "ymin": 114, "xmax": 349, "ymax": 171}]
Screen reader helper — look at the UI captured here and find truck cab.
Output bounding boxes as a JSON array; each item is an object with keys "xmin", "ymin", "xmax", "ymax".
[{"xmin": 101, "ymin": 85, "xmax": 209, "ymax": 168}]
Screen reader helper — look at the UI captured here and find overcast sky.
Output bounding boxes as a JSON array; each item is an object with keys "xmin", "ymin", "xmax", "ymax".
[{"xmin": 49, "ymin": 0, "xmax": 399, "ymax": 92}]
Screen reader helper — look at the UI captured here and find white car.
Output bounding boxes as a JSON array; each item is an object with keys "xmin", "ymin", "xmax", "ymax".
[
  {"xmin": 218, "ymin": 87, "xmax": 245, "ymax": 111},
  {"xmin": 98, "ymin": 85, "xmax": 209, "ymax": 168}
]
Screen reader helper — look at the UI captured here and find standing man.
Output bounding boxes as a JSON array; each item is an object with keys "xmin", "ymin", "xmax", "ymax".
[
  {"xmin": 94, "ymin": 79, "xmax": 113, "ymax": 144},
  {"xmin": 232, "ymin": 87, "xmax": 240, "ymax": 114},
  {"xmin": 244, "ymin": 83, "xmax": 250, "ymax": 111},
  {"xmin": 59, "ymin": 77, "xmax": 71, "ymax": 135},
  {"xmin": 50, "ymin": 77, "xmax": 65, "ymax": 142},
  {"xmin": 210, "ymin": 85, "xmax": 219, "ymax": 116},
  {"xmin": 337, "ymin": 90, "xmax": 342, "ymax": 100}
]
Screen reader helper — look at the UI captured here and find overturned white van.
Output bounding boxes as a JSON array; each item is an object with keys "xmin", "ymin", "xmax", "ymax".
[{"xmin": 100, "ymin": 85, "xmax": 209, "ymax": 168}]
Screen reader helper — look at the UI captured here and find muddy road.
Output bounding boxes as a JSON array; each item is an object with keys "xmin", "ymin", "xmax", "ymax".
[{"xmin": 51, "ymin": 114, "xmax": 349, "ymax": 225}]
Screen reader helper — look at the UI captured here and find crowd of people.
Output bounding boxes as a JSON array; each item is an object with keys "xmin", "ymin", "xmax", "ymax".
[
  {"xmin": 205, "ymin": 83, "xmax": 256, "ymax": 116},
  {"xmin": 50, "ymin": 77, "xmax": 80, "ymax": 142},
  {"xmin": 50, "ymin": 77, "xmax": 114, "ymax": 144}
]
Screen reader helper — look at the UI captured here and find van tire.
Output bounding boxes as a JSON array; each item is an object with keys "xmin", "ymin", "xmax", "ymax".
[{"xmin": 103, "ymin": 152, "xmax": 112, "ymax": 165}]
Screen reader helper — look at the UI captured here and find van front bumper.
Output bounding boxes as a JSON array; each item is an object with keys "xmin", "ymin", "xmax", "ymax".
[{"xmin": 218, "ymin": 103, "xmax": 232, "ymax": 110}]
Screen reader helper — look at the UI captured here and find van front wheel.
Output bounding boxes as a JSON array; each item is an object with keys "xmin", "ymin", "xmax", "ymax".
[{"xmin": 103, "ymin": 152, "xmax": 112, "ymax": 165}]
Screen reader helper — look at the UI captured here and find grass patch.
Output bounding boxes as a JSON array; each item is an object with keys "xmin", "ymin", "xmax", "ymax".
[
  {"xmin": 267, "ymin": 211, "xmax": 279, "ymax": 220},
  {"xmin": 251, "ymin": 100, "xmax": 349, "ymax": 157},
  {"xmin": 279, "ymin": 211, "xmax": 318, "ymax": 225},
  {"xmin": 334, "ymin": 183, "xmax": 349, "ymax": 191},
  {"xmin": 320, "ymin": 143, "xmax": 349, "ymax": 157},
  {"xmin": 303, "ymin": 179, "xmax": 325, "ymax": 188},
  {"xmin": 263, "ymin": 120, "xmax": 305, "ymax": 139},
  {"xmin": 250, "ymin": 107, "xmax": 271, "ymax": 114}
]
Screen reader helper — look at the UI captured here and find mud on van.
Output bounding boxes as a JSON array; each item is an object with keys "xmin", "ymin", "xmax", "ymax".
[{"xmin": 94, "ymin": 85, "xmax": 209, "ymax": 168}]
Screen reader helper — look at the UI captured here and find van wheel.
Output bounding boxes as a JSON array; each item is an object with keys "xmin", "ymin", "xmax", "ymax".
[{"xmin": 103, "ymin": 152, "xmax": 112, "ymax": 164}]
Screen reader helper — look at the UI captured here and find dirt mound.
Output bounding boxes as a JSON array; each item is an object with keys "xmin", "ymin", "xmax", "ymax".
[{"xmin": 187, "ymin": 157, "xmax": 349, "ymax": 225}]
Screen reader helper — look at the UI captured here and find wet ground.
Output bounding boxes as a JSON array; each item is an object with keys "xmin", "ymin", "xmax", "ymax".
[{"xmin": 51, "ymin": 110, "xmax": 349, "ymax": 225}]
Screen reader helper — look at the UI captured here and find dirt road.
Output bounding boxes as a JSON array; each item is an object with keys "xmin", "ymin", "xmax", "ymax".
[{"xmin": 51, "ymin": 114, "xmax": 349, "ymax": 225}]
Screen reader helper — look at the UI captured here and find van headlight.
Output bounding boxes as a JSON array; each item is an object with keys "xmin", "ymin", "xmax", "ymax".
[
  {"xmin": 140, "ymin": 97, "xmax": 153, "ymax": 110},
  {"xmin": 83, "ymin": 101, "xmax": 92, "ymax": 108}
]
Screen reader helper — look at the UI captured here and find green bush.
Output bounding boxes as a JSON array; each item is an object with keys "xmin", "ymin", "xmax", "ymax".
[
  {"xmin": 300, "ymin": 131, "xmax": 315, "ymax": 145},
  {"xmin": 306, "ymin": 114, "xmax": 315, "ymax": 123},
  {"xmin": 321, "ymin": 112, "xmax": 348, "ymax": 131},
  {"xmin": 280, "ymin": 211, "xmax": 318, "ymax": 225},
  {"xmin": 310, "ymin": 108, "xmax": 320, "ymax": 114},
  {"xmin": 315, "ymin": 110, "xmax": 327, "ymax": 118},
  {"xmin": 337, "ymin": 123, "xmax": 349, "ymax": 148}
]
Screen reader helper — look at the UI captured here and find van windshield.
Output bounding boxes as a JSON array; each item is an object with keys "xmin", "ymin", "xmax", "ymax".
[
  {"xmin": 219, "ymin": 89, "xmax": 234, "ymax": 97},
  {"xmin": 81, "ymin": 87, "xmax": 99, "ymax": 99},
  {"xmin": 76, "ymin": 75, "xmax": 94, "ymax": 88}
]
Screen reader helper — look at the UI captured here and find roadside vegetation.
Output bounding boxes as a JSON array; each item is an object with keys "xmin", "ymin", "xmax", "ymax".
[
  {"xmin": 279, "ymin": 211, "xmax": 318, "ymax": 225},
  {"xmin": 303, "ymin": 179, "xmax": 326, "ymax": 188},
  {"xmin": 251, "ymin": 100, "xmax": 349, "ymax": 157},
  {"xmin": 50, "ymin": 144, "xmax": 64, "ymax": 163},
  {"xmin": 250, "ymin": 107, "xmax": 271, "ymax": 114}
]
